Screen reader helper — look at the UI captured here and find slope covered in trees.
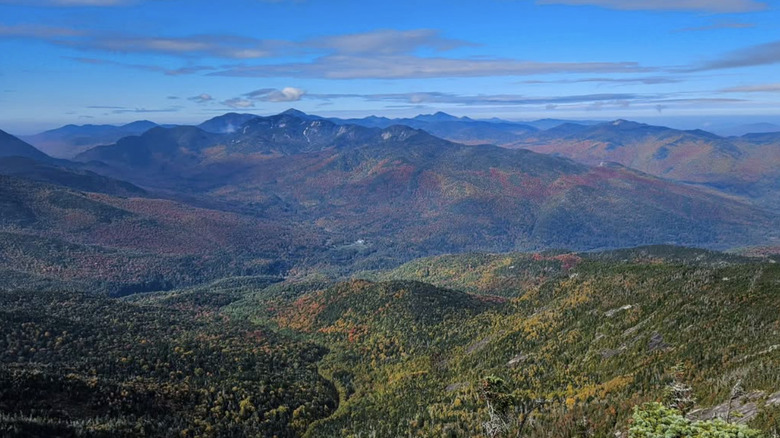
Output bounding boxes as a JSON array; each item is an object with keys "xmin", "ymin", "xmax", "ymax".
[
  {"xmin": 3, "ymin": 111, "xmax": 780, "ymax": 437},
  {"xmin": 72, "ymin": 112, "xmax": 780, "ymax": 256},
  {"xmin": 0, "ymin": 289, "xmax": 337, "ymax": 437},
  {"xmin": 0, "ymin": 175, "xmax": 322, "ymax": 294},
  {"xmin": 221, "ymin": 248, "xmax": 780, "ymax": 437},
  {"xmin": 4, "ymin": 113, "xmax": 780, "ymax": 287},
  {"xmin": 2, "ymin": 247, "xmax": 779, "ymax": 436}
]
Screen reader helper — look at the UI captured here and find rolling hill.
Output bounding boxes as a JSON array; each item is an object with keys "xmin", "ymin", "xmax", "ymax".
[
  {"xmin": 2, "ymin": 110, "xmax": 780, "ymax": 437},
  {"xmin": 0, "ymin": 174, "xmax": 323, "ymax": 294},
  {"xmin": 514, "ymin": 120, "xmax": 780, "ymax": 209},
  {"xmin": 220, "ymin": 248, "xmax": 780, "ymax": 437},
  {"xmin": 4, "ymin": 111, "xmax": 778, "ymax": 283},
  {"xmin": 0, "ymin": 129, "xmax": 52, "ymax": 162},
  {"xmin": 6, "ymin": 247, "xmax": 778, "ymax": 436},
  {"xmin": 0, "ymin": 156, "xmax": 146, "ymax": 197},
  {"xmin": 331, "ymin": 111, "xmax": 539, "ymax": 146},
  {"xmin": 21, "ymin": 120, "xmax": 159, "ymax": 159},
  {"xmin": 0, "ymin": 129, "xmax": 147, "ymax": 197},
  {"xmin": 197, "ymin": 112, "xmax": 259, "ymax": 133},
  {"xmin": 72, "ymin": 112, "xmax": 780, "ymax": 266}
]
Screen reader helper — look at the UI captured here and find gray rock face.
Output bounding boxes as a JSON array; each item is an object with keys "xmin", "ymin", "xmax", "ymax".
[{"xmin": 688, "ymin": 390, "xmax": 780, "ymax": 424}]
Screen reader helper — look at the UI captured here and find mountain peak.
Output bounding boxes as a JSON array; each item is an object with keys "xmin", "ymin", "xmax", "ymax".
[
  {"xmin": 434, "ymin": 111, "xmax": 455, "ymax": 117},
  {"xmin": 599, "ymin": 119, "xmax": 648, "ymax": 130},
  {"xmin": 379, "ymin": 124, "xmax": 426, "ymax": 141},
  {"xmin": 198, "ymin": 113, "xmax": 258, "ymax": 134},
  {"xmin": 0, "ymin": 129, "xmax": 52, "ymax": 161},
  {"xmin": 413, "ymin": 112, "xmax": 462, "ymax": 122},
  {"xmin": 121, "ymin": 120, "xmax": 158, "ymax": 130},
  {"xmin": 280, "ymin": 108, "xmax": 309, "ymax": 118}
]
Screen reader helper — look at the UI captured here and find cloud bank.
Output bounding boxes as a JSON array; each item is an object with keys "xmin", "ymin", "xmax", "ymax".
[
  {"xmin": 2, "ymin": 23, "xmax": 651, "ymax": 79},
  {"xmin": 689, "ymin": 40, "xmax": 780, "ymax": 71},
  {"xmin": 246, "ymin": 87, "xmax": 306, "ymax": 102},
  {"xmin": 222, "ymin": 98, "xmax": 255, "ymax": 109},
  {"xmin": 309, "ymin": 29, "xmax": 473, "ymax": 55},
  {"xmin": 722, "ymin": 83, "xmax": 780, "ymax": 93},
  {"xmin": 537, "ymin": 0, "xmax": 767, "ymax": 13},
  {"xmin": 675, "ymin": 21, "xmax": 755, "ymax": 32},
  {"xmin": 189, "ymin": 93, "xmax": 214, "ymax": 103},
  {"xmin": 212, "ymin": 55, "xmax": 648, "ymax": 79},
  {"xmin": 0, "ymin": 0, "xmax": 142, "ymax": 5}
]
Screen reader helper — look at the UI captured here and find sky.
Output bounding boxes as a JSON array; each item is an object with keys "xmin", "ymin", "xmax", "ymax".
[{"xmin": 1, "ymin": 0, "xmax": 779, "ymax": 134}]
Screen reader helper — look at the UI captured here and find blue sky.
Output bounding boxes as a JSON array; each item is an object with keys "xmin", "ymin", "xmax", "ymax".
[{"xmin": 1, "ymin": 0, "xmax": 779, "ymax": 133}]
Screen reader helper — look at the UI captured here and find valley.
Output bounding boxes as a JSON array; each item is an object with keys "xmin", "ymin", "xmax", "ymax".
[
  {"xmin": 4, "ymin": 0, "xmax": 780, "ymax": 435},
  {"xmin": 1, "ymin": 110, "xmax": 779, "ymax": 437},
  {"xmin": 2, "ymin": 247, "xmax": 779, "ymax": 436}
]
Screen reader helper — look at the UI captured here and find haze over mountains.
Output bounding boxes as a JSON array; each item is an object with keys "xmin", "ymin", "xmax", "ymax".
[
  {"xmin": 3, "ymin": 109, "xmax": 780, "ymax": 437},
  {"xmin": 18, "ymin": 108, "xmax": 780, "ymax": 209},
  {"xmin": 0, "ymin": 129, "xmax": 52, "ymax": 162},
  {"xmin": 5, "ymin": 0, "xmax": 780, "ymax": 433},
  {"xmin": 47, "ymin": 112, "xmax": 780, "ymax": 254},
  {"xmin": 2, "ymin": 110, "xmax": 780, "ymax": 290}
]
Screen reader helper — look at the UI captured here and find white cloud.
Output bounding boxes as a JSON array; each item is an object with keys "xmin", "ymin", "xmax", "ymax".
[
  {"xmin": 2, "ymin": 24, "xmax": 469, "ymax": 60},
  {"xmin": 68, "ymin": 57, "xmax": 215, "ymax": 75},
  {"xmin": 107, "ymin": 106, "xmax": 182, "ymax": 114},
  {"xmin": 50, "ymin": 0, "xmax": 132, "ymax": 4},
  {"xmin": 722, "ymin": 83, "xmax": 780, "ymax": 93},
  {"xmin": 687, "ymin": 40, "xmax": 780, "ymax": 71},
  {"xmin": 521, "ymin": 76, "xmax": 681, "ymax": 85},
  {"xmin": 2, "ymin": 23, "xmax": 280, "ymax": 59},
  {"xmin": 675, "ymin": 21, "xmax": 755, "ymax": 32},
  {"xmin": 0, "ymin": 24, "xmax": 84, "ymax": 37},
  {"xmin": 0, "ymin": 0, "xmax": 141, "ymax": 5},
  {"xmin": 212, "ymin": 55, "xmax": 649, "ymax": 79},
  {"xmin": 333, "ymin": 91, "xmax": 644, "ymax": 106},
  {"xmin": 304, "ymin": 90, "xmax": 755, "ymax": 114},
  {"xmin": 60, "ymin": 35, "xmax": 277, "ymax": 59},
  {"xmin": 222, "ymin": 98, "xmax": 255, "ymax": 109},
  {"xmin": 246, "ymin": 87, "xmax": 306, "ymax": 102},
  {"xmin": 310, "ymin": 29, "xmax": 472, "ymax": 55},
  {"xmin": 189, "ymin": 93, "xmax": 214, "ymax": 103},
  {"xmin": 5, "ymin": 22, "xmax": 653, "ymax": 81},
  {"xmin": 538, "ymin": 0, "xmax": 767, "ymax": 13}
]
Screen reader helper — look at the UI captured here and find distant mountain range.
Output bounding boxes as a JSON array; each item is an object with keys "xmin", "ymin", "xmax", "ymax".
[
  {"xmin": 714, "ymin": 122, "xmax": 780, "ymax": 137},
  {"xmin": 197, "ymin": 113, "xmax": 259, "ymax": 134},
  {"xmin": 1, "ymin": 128, "xmax": 53, "ymax": 162},
  {"xmin": 21, "ymin": 120, "xmax": 159, "ymax": 159},
  {"xmin": 0, "ymin": 128, "xmax": 145, "ymax": 197},
  {"xmin": 326, "ymin": 111, "xmax": 540, "ymax": 146},
  {"xmin": 67, "ymin": 110, "xmax": 780, "ymax": 209},
  {"xmin": 3, "ymin": 110, "xmax": 779, "ymax": 437},
  {"xmin": 71, "ymin": 112, "xmax": 780, "ymax": 260},
  {"xmin": 192, "ymin": 110, "xmax": 604, "ymax": 147},
  {"xmin": 512, "ymin": 119, "xmax": 780, "ymax": 209},
  {"xmin": 2, "ymin": 110, "xmax": 780, "ymax": 280}
]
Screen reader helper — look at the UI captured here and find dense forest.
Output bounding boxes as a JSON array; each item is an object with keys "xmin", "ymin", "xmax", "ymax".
[
  {"xmin": 0, "ymin": 286, "xmax": 337, "ymax": 437},
  {"xmin": 2, "ymin": 246, "xmax": 778, "ymax": 437},
  {"xmin": 2, "ymin": 108, "xmax": 779, "ymax": 437},
  {"xmin": 4, "ymin": 0, "xmax": 780, "ymax": 433}
]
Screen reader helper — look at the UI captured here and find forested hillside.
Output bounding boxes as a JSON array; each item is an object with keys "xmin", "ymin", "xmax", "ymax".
[
  {"xmin": 71, "ymin": 113, "xmax": 780, "ymax": 258},
  {"xmin": 5, "ymin": 0, "xmax": 780, "ymax": 433},
  {"xmin": 29, "ymin": 246, "xmax": 764, "ymax": 437},
  {"xmin": 0, "ymin": 288, "xmax": 337, "ymax": 437},
  {"xmin": 0, "ymin": 174, "xmax": 322, "ymax": 294},
  {"xmin": 223, "ymin": 248, "xmax": 780, "ymax": 437},
  {"xmin": 2, "ymin": 238, "xmax": 779, "ymax": 436},
  {"xmin": 2, "ymin": 113, "xmax": 780, "ymax": 437}
]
